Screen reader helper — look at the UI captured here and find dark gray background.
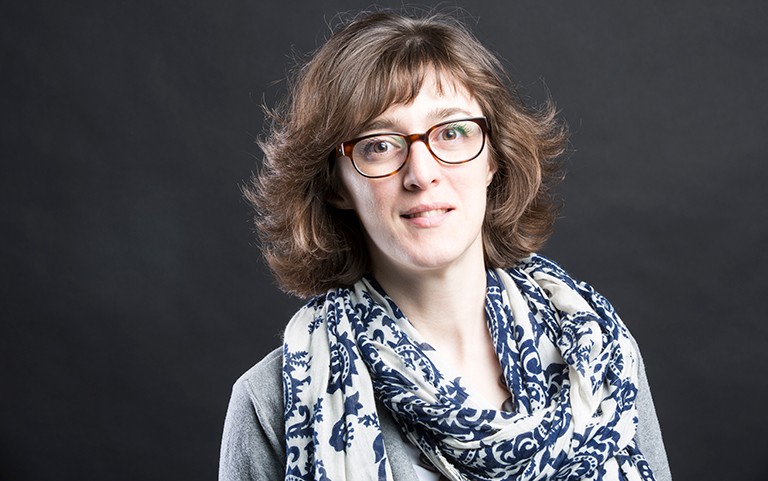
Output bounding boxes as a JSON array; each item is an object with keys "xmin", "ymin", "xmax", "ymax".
[{"xmin": 2, "ymin": 1, "xmax": 766, "ymax": 479}]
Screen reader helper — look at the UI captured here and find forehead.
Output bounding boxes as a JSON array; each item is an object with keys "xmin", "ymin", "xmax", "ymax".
[{"xmin": 362, "ymin": 71, "xmax": 482, "ymax": 131}]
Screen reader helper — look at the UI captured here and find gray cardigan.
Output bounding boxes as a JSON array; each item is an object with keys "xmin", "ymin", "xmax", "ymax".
[{"xmin": 220, "ymin": 346, "xmax": 672, "ymax": 480}]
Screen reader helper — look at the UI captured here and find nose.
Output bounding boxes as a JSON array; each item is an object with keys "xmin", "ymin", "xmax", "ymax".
[{"xmin": 401, "ymin": 140, "xmax": 441, "ymax": 190}]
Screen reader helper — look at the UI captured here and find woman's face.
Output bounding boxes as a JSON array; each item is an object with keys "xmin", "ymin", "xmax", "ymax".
[{"xmin": 332, "ymin": 72, "xmax": 496, "ymax": 282}]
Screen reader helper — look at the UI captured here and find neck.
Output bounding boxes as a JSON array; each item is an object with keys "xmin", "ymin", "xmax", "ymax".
[
  {"xmin": 372, "ymin": 254, "xmax": 489, "ymax": 351},
  {"xmin": 369, "ymin": 245, "xmax": 510, "ymax": 409}
]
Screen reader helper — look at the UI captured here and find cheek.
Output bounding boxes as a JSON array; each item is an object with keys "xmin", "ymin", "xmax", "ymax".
[
  {"xmin": 338, "ymin": 168, "xmax": 389, "ymax": 221},
  {"xmin": 357, "ymin": 188, "xmax": 392, "ymax": 224},
  {"xmin": 467, "ymin": 158, "xmax": 495, "ymax": 194}
]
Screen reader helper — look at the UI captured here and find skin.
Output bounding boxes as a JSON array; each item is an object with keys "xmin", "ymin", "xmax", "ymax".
[{"xmin": 331, "ymin": 72, "xmax": 511, "ymax": 409}]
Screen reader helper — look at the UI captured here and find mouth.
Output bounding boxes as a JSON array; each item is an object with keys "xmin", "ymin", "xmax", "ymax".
[
  {"xmin": 401, "ymin": 204, "xmax": 454, "ymax": 220},
  {"xmin": 402, "ymin": 208, "xmax": 451, "ymax": 219}
]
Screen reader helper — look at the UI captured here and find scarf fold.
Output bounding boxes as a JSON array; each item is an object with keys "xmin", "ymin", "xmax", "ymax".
[{"xmin": 282, "ymin": 254, "xmax": 655, "ymax": 481}]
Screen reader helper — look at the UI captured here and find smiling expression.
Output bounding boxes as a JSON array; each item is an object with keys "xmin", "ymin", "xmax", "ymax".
[{"xmin": 332, "ymin": 72, "xmax": 496, "ymax": 282}]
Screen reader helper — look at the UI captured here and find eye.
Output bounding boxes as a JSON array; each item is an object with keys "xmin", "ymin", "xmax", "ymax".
[
  {"xmin": 437, "ymin": 123, "xmax": 470, "ymax": 142},
  {"xmin": 370, "ymin": 141, "xmax": 391, "ymax": 154},
  {"xmin": 355, "ymin": 135, "xmax": 404, "ymax": 161},
  {"xmin": 442, "ymin": 128, "xmax": 459, "ymax": 140}
]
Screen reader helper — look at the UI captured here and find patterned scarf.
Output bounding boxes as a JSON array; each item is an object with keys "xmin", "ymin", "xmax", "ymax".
[{"xmin": 282, "ymin": 254, "xmax": 655, "ymax": 480}]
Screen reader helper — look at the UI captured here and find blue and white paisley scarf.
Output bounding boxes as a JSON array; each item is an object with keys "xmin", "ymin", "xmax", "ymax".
[{"xmin": 282, "ymin": 254, "xmax": 655, "ymax": 481}]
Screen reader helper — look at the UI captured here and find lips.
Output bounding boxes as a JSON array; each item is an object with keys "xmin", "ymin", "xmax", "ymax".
[
  {"xmin": 400, "ymin": 204, "xmax": 454, "ymax": 221},
  {"xmin": 402, "ymin": 208, "xmax": 449, "ymax": 219}
]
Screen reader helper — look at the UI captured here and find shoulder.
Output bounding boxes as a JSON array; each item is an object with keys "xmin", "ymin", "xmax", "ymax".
[
  {"xmin": 230, "ymin": 347, "xmax": 285, "ymax": 436},
  {"xmin": 235, "ymin": 348, "xmax": 283, "ymax": 398},
  {"xmin": 219, "ymin": 348, "xmax": 286, "ymax": 480}
]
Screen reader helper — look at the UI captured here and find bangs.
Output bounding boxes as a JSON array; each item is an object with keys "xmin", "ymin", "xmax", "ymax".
[{"xmin": 340, "ymin": 41, "xmax": 473, "ymax": 135}]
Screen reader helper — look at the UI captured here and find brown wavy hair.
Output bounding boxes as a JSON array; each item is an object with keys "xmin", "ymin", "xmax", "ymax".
[{"xmin": 245, "ymin": 10, "xmax": 568, "ymax": 297}]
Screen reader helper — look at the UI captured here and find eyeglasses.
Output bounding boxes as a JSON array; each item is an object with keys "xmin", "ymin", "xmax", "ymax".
[{"xmin": 335, "ymin": 117, "xmax": 489, "ymax": 178}]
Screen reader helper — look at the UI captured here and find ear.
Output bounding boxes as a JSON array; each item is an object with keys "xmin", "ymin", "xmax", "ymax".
[
  {"xmin": 327, "ymin": 189, "xmax": 354, "ymax": 210},
  {"xmin": 486, "ymin": 158, "xmax": 497, "ymax": 186},
  {"xmin": 326, "ymin": 170, "xmax": 355, "ymax": 210}
]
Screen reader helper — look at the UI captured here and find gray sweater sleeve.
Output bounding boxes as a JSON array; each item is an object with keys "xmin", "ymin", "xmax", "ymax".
[
  {"xmin": 219, "ymin": 349, "xmax": 285, "ymax": 481},
  {"xmin": 634, "ymin": 343, "xmax": 673, "ymax": 481}
]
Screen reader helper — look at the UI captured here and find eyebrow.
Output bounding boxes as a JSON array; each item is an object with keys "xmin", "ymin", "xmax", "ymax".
[{"xmin": 361, "ymin": 107, "xmax": 477, "ymax": 134}]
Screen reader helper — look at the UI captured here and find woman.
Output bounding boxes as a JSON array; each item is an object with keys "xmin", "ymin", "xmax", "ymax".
[{"xmin": 220, "ymin": 10, "xmax": 672, "ymax": 481}]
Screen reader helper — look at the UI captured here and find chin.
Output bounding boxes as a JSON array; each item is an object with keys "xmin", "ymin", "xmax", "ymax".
[{"xmin": 401, "ymin": 250, "xmax": 467, "ymax": 272}]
